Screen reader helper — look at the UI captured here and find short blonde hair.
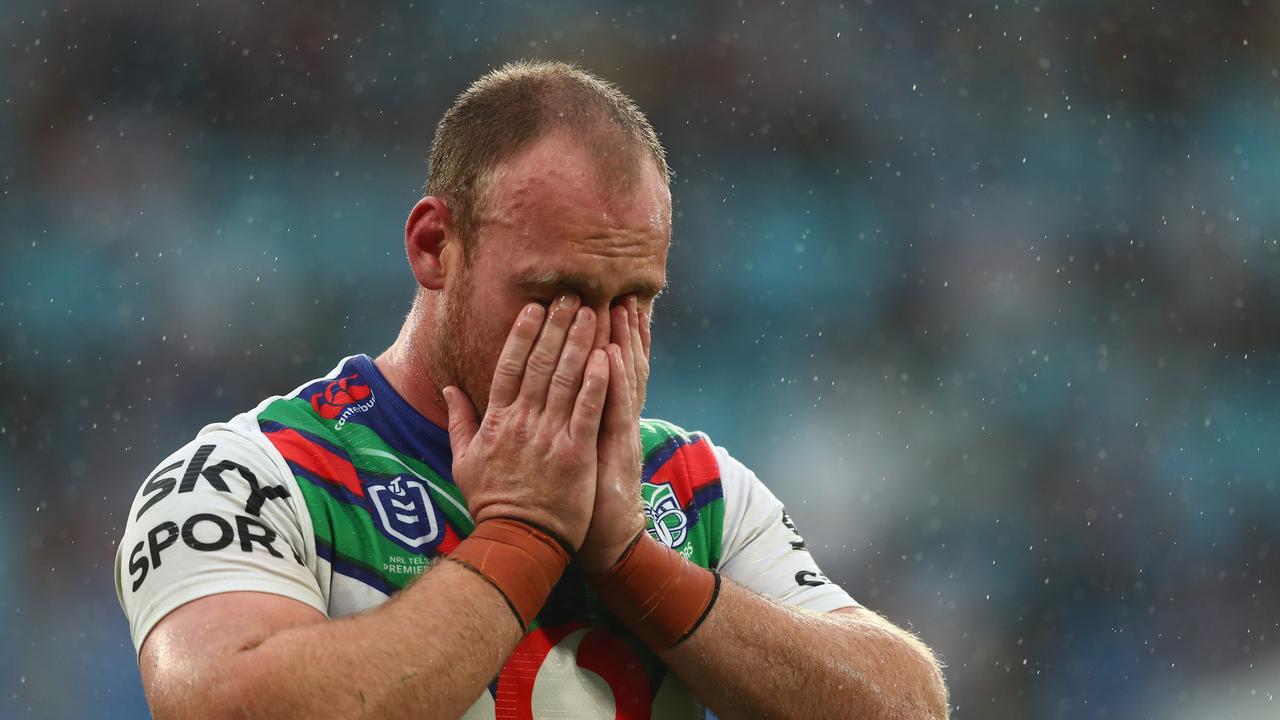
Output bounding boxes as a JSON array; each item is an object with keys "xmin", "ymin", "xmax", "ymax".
[{"xmin": 425, "ymin": 59, "xmax": 669, "ymax": 254}]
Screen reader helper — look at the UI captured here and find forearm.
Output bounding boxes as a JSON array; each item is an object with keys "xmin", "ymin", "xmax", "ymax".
[
  {"xmin": 661, "ymin": 578, "xmax": 949, "ymax": 720},
  {"xmin": 222, "ymin": 561, "xmax": 521, "ymax": 720}
]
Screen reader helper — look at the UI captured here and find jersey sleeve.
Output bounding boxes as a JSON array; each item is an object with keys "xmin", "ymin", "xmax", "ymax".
[
  {"xmin": 715, "ymin": 445, "xmax": 860, "ymax": 612},
  {"xmin": 113, "ymin": 427, "xmax": 327, "ymax": 656}
]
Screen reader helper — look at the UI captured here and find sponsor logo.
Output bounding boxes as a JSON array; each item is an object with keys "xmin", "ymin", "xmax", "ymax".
[
  {"xmin": 795, "ymin": 569, "xmax": 831, "ymax": 587},
  {"xmin": 369, "ymin": 476, "xmax": 441, "ymax": 549},
  {"xmin": 129, "ymin": 513, "xmax": 302, "ymax": 592},
  {"xmin": 641, "ymin": 481, "xmax": 688, "ymax": 549},
  {"xmin": 490, "ymin": 624, "xmax": 653, "ymax": 717},
  {"xmin": 310, "ymin": 374, "xmax": 375, "ymax": 429},
  {"xmin": 780, "ymin": 509, "xmax": 807, "ymax": 551},
  {"xmin": 136, "ymin": 444, "xmax": 290, "ymax": 521},
  {"xmin": 127, "ymin": 443, "xmax": 298, "ymax": 592}
]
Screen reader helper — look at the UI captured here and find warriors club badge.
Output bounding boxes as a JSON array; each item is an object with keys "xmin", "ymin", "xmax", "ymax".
[{"xmin": 641, "ymin": 481, "xmax": 688, "ymax": 549}]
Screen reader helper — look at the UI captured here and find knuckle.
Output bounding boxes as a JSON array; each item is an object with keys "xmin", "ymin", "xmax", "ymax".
[
  {"xmin": 552, "ymin": 436, "xmax": 587, "ymax": 464},
  {"xmin": 550, "ymin": 367, "xmax": 580, "ymax": 392},
  {"xmin": 495, "ymin": 355, "xmax": 525, "ymax": 379},
  {"xmin": 507, "ymin": 409, "xmax": 535, "ymax": 443},
  {"xmin": 526, "ymin": 349, "xmax": 557, "ymax": 376},
  {"xmin": 577, "ymin": 393, "xmax": 604, "ymax": 417},
  {"xmin": 479, "ymin": 410, "xmax": 505, "ymax": 437}
]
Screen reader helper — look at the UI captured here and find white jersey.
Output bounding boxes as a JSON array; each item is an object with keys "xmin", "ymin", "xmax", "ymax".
[{"xmin": 114, "ymin": 354, "xmax": 857, "ymax": 717}]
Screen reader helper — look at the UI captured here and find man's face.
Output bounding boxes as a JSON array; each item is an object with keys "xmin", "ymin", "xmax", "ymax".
[{"xmin": 433, "ymin": 131, "xmax": 671, "ymax": 417}]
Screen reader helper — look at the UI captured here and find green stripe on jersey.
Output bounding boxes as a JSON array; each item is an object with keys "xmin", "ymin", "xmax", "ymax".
[{"xmin": 259, "ymin": 397, "xmax": 473, "ymax": 532}]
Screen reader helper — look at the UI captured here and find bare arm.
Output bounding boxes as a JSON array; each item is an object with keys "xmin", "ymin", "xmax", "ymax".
[
  {"xmin": 137, "ymin": 297, "xmax": 610, "ymax": 719},
  {"xmin": 660, "ymin": 583, "xmax": 949, "ymax": 719},
  {"xmin": 581, "ymin": 298, "xmax": 948, "ymax": 718},
  {"xmin": 140, "ymin": 565, "xmax": 521, "ymax": 720}
]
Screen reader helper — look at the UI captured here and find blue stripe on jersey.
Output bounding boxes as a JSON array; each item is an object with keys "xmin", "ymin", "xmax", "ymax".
[
  {"xmin": 315, "ymin": 536, "xmax": 397, "ymax": 595},
  {"xmin": 641, "ymin": 434, "xmax": 694, "ymax": 483},
  {"xmin": 341, "ymin": 355, "xmax": 457, "ymax": 486}
]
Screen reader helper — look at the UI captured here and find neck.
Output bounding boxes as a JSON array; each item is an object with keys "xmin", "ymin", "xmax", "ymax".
[{"xmin": 374, "ymin": 296, "xmax": 451, "ymax": 430}]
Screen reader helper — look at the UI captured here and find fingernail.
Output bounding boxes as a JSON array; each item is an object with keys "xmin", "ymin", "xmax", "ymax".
[
  {"xmin": 575, "ymin": 307, "xmax": 593, "ymax": 325},
  {"xmin": 524, "ymin": 304, "xmax": 541, "ymax": 319},
  {"xmin": 558, "ymin": 293, "xmax": 576, "ymax": 309}
]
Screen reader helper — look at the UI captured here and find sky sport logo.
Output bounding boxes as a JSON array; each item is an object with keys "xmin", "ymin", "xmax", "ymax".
[
  {"xmin": 310, "ymin": 374, "xmax": 376, "ymax": 430},
  {"xmin": 641, "ymin": 481, "xmax": 688, "ymax": 549}
]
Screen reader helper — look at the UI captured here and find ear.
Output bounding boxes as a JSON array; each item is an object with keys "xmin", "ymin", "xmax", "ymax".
[{"xmin": 405, "ymin": 196, "xmax": 461, "ymax": 291}]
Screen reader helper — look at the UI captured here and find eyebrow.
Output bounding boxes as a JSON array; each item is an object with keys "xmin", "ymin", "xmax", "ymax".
[{"xmin": 513, "ymin": 269, "xmax": 666, "ymax": 300}]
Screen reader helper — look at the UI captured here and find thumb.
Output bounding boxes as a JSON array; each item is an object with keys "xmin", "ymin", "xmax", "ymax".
[{"xmin": 442, "ymin": 386, "xmax": 479, "ymax": 459}]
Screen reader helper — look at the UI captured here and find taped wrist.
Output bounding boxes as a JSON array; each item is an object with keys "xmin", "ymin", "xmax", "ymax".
[
  {"xmin": 587, "ymin": 532, "xmax": 720, "ymax": 650},
  {"xmin": 446, "ymin": 518, "xmax": 572, "ymax": 632}
]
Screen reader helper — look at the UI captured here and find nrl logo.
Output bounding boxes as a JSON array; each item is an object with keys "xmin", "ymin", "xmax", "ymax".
[
  {"xmin": 369, "ymin": 476, "xmax": 440, "ymax": 549},
  {"xmin": 641, "ymin": 481, "xmax": 688, "ymax": 549}
]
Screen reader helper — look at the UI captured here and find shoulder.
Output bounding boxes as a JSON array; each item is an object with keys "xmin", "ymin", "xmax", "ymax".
[
  {"xmin": 638, "ymin": 417, "xmax": 755, "ymax": 496},
  {"xmin": 639, "ymin": 417, "xmax": 703, "ymax": 451},
  {"xmin": 115, "ymin": 415, "xmax": 326, "ymax": 654},
  {"xmin": 638, "ymin": 417, "xmax": 723, "ymax": 484},
  {"xmin": 637, "ymin": 420, "xmax": 782, "ymax": 550},
  {"xmin": 637, "ymin": 418, "xmax": 762, "ymax": 541},
  {"xmin": 117, "ymin": 419, "xmax": 303, "ymax": 561}
]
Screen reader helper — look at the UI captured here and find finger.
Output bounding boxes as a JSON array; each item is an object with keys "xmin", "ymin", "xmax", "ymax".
[
  {"xmin": 601, "ymin": 343, "xmax": 634, "ymax": 439},
  {"xmin": 521, "ymin": 293, "xmax": 580, "ymax": 408},
  {"xmin": 626, "ymin": 296, "xmax": 648, "ymax": 381},
  {"xmin": 489, "ymin": 304, "xmax": 545, "ymax": 409},
  {"xmin": 442, "ymin": 386, "xmax": 479, "ymax": 460},
  {"xmin": 627, "ymin": 299, "xmax": 649, "ymax": 413},
  {"xmin": 611, "ymin": 305, "xmax": 637, "ymax": 391},
  {"xmin": 570, "ymin": 348, "xmax": 610, "ymax": 443},
  {"xmin": 638, "ymin": 307, "xmax": 652, "ymax": 360},
  {"xmin": 545, "ymin": 307, "xmax": 596, "ymax": 427}
]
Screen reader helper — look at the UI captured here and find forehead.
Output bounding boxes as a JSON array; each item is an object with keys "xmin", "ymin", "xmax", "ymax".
[{"xmin": 476, "ymin": 132, "xmax": 671, "ymax": 273}]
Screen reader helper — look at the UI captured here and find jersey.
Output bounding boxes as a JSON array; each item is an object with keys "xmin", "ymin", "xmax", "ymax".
[{"xmin": 114, "ymin": 354, "xmax": 857, "ymax": 718}]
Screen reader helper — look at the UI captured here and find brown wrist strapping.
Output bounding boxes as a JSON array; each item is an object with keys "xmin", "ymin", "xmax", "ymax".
[
  {"xmin": 446, "ymin": 518, "xmax": 571, "ymax": 632},
  {"xmin": 587, "ymin": 532, "xmax": 720, "ymax": 650}
]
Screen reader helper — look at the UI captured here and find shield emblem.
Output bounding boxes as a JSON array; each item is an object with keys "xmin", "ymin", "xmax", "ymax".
[
  {"xmin": 641, "ymin": 481, "xmax": 688, "ymax": 549},
  {"xmin": 369, "ymin": 476, "xmax": 441, "ymax": 549}
]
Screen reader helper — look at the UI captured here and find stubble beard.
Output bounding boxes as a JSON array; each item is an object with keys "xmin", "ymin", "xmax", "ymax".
[{"xmin": 430, "ymin": 266, "xmax": 494, "ymax": 420}]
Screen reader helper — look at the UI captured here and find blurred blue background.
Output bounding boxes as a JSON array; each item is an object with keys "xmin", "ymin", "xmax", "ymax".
[{"xmin": 2, "ymin": 1, "xmax": 1279, "ymax": 718}]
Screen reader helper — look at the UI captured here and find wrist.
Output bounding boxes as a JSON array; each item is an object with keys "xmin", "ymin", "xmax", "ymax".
[
  {"xmin": 586, "ymin": 531, "xmax": 720, "ymax": 651},
  {"xmin": 446, "ymin": 518, "xmax": 572, "ymax": 632},
  {"xmin": 470, "ymin": 504, "xmax": 582, "ymax": 552},
  {"xmin": 577, "ymin": 522, "xmax": 644, "ymax": 574}
]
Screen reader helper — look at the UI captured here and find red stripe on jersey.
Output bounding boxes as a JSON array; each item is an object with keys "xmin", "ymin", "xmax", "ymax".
[
  {"xmin": 494, "ymin": 626, "xmax": 560, "ymax": 720},
  {"xmin": 436, "ymin": 524, "xmax": 462, "ymax": 556},
  {"xmin": 264, "ymin": 427, "xmax": 365, "ymax": 498},
  {"xmin": 494, "ymin": 623, "xmax": 650, "ymax": 719},
  {"xmin": 649, "ymin": 438, "xmax": 720, "ymax": 508},
  {"xmin": 577, "ymin": 629, "xmax": 652, "ymax": 719}
]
